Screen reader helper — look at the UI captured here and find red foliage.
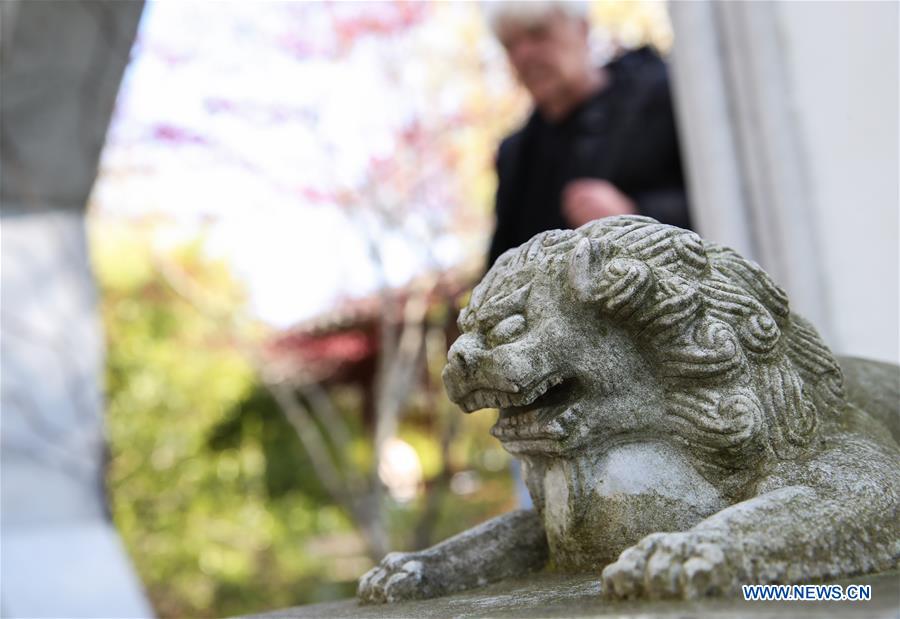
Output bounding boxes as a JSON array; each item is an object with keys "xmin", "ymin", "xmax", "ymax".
[
  {"xmin": 151, "ymin": 124, "xmax": 209, "ymax": 145},
  {"xmin": 330, "ymin": 2, "xmax": 429, "ymax": 50}
]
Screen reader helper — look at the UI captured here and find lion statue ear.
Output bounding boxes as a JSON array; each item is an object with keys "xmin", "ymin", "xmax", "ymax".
[{"xmin": 568, "ymin": 237, "xmax": 610, "ymax": 303}]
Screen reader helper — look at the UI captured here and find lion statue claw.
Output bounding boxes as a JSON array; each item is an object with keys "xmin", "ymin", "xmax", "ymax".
[
  {"xmin": 601, "ymin": 531, "xmax": 734, "ymax": 600},
  {"xmin": 358, "ymin": 216, "xmax": 899, "ymax": 604},
  {"xmin": 357, "ymin": 552, "xmax": 429, "ymax": 604}
]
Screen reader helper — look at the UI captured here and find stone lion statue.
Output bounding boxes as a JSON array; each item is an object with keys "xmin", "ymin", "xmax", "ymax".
[{"xmin": 358, "ymin": 216, "xmax": 899, "ymax": 603}]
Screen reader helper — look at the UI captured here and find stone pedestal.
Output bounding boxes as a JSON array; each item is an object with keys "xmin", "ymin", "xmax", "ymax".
[{"xmin": 247, "ymin": 570, "xmax": 899, "ymax": 619}]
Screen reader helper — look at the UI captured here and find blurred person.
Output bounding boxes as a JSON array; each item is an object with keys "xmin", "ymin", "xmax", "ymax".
[
  {"xmin": 486, "ymin": 1, "xmax": 691, "ymax": 266},
  {"xmin": 483, "ymin": 1, "xmax": 691, "ymax": 509}
]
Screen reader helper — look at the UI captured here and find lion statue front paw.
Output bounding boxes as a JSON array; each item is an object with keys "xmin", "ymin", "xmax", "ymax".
[
  {"xmin": 357, "ymin": 551, "xmax": 436, "ymax": 604},
  {"xmin": 601, "ymin": 531, "xmax": 739, "ymax": 600}
]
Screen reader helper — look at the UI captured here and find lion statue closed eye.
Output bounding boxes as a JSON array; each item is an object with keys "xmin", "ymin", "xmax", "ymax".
[{"xmin": 358, "ymin": 216, "xmax": 899, "ymax": 603}]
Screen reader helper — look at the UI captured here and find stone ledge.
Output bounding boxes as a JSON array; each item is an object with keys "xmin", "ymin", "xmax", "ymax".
[{"xmin": 245, "ymin": 570, "xmax": 899, "ymax": 619}]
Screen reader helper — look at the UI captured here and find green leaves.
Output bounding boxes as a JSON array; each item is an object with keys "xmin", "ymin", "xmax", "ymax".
[{"xmin": 96, "ymin": 224, "xmax": 515, "ymax": 616}]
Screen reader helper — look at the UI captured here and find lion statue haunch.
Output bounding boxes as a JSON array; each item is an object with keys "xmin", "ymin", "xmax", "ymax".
[{"xmin": 358, "ymin": 216, "xmax": 899, "ymax": 603}]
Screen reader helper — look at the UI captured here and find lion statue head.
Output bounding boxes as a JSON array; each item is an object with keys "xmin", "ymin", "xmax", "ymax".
[{"xmin": 442, "ymin": 216, "xmax": 845, "ymax": 485}]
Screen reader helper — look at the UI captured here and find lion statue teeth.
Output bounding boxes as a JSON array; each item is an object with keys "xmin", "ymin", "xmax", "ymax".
[{"xmin": 358, "ymin": 216, "xmax": 899, "ymax": 604}]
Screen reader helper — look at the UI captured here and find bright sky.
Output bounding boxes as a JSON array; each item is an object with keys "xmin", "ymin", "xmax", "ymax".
[
  {"xmin": 91, "ymin": 1, "xmax": 670, "ymax": 328},
  {"xmin": 92, "ymin": 1, "xmax": 509, "ymax": 328}
]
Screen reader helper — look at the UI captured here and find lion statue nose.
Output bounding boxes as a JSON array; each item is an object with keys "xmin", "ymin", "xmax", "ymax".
[{"xmin": 443, "ymin": 333, "xmax": 485, "ymax": 405}]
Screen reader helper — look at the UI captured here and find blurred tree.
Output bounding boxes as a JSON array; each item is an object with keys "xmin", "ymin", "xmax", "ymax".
[{"xmin": 94, "ymin": 221, "xmax": 514, "ymax": 617}]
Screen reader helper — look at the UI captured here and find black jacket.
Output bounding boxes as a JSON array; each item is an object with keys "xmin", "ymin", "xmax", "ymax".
[{"xmin": 488, "ymin": 47, "xmax": 691, "ymax": 266}]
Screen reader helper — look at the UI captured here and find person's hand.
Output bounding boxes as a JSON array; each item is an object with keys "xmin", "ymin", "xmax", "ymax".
[{"xmin": 562, "ymin": 179, "xmax": 637, "ymax": 227}]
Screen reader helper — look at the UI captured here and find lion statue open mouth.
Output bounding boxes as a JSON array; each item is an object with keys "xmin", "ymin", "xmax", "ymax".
[{"xmin": 359, "ymin": 216, "xmax": 899, "ymax": 603}]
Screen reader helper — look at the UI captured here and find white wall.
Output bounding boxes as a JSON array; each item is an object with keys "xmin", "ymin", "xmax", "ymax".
[
  {"xmin": 669, "ymin": 1, "xmax": 899, "ymax": 364},
  {"xmin": 777, "ymin": 1, "xmax": 899, "ymax": 364}
]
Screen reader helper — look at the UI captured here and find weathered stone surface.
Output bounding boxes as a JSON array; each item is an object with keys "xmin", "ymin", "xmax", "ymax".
[
  {"xmin": 358, "ymin": 217, "xmax": 900, "ymax": 604},
  {"xmin": 258, "ymin": 570, "xmax": 899, "ymax": 618}
]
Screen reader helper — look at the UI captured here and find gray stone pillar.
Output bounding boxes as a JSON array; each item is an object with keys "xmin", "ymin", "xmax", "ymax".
[{"xmin": 1, "ymin": 1, "xmax": 153, "ymax": 616}]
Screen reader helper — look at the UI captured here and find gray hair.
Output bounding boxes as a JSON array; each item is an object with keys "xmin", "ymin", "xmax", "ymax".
[{"xmin": 484, "ymin": 1, "xmax": 590, "ymax": 37}]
